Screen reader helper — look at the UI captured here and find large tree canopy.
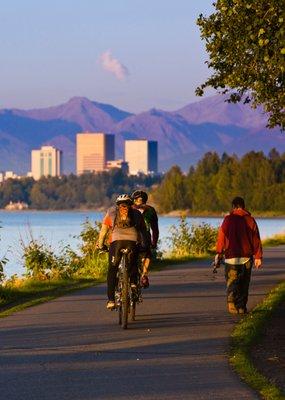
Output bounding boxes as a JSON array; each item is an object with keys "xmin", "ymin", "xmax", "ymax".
[{"xmin": 196, "ymin": 0, "xmax": 285, "ymax": 130}]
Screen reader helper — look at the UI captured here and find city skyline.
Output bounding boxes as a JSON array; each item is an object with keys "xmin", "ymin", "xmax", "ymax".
[{"xmin": 21, "ymin": 134, "xmax": 159, "ymax": 179}]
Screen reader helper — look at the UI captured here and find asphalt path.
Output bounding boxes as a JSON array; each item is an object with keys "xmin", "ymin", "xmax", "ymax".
[{"xmin": 1, "ymin": 247, "xmax": 285, "ymax": 400}]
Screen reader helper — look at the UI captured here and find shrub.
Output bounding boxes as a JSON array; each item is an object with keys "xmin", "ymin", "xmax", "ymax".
[
  {"xmin": 0, "ymin": 225, "xmax": 9, "ymax": 283},
  {"xmin": 167, "ymin": 216, "xmax": 218, "ymax": 257},
  {"xmin": 20, "ymin": 219, "xmax": 108, "ymax": 281}
]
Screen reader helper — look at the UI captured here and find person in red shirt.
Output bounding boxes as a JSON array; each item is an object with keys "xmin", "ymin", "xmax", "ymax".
[{"xmin": 214, "ymin": 196, "xmax": 262, "ymax": 314}]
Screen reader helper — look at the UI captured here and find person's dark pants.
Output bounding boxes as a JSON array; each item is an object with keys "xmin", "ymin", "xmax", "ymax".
[
  {"xmin": 225, "ymin": 260, "xmax": 252, "ymax": 311},
  {"xmin": 107, "ymin": 240, "xmax": 138, "ymax": 301}
]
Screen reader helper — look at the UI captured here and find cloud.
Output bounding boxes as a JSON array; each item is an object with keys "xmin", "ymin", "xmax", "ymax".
[{"xmin": 99, "ymin": 50, "xmax": 130, "ymax": 81}]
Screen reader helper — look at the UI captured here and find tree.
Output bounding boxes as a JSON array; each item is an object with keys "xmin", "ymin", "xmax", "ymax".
[
  {"xmin": 196, "ymin": 0, "xmax": 285, "ymax": 129},
  {"xmin": 153, "ymin": 166, "xmax": 187, "ymax": 213}
]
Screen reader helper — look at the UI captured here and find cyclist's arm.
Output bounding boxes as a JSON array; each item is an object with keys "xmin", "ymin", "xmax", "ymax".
[
  {"xmin": 97, "ymin": 213, "xmax": 112, "ymax": 248},
  {"xmin": 138, "ymin": 214, "xmax": 149, "ymax": 249},
  {"xmin": 150, "ymin": 208, "xmax": 159, "ymax": 247},
  {"xmin": 97, "ymin": 224, "xmax": 109, "ymax": 248}
]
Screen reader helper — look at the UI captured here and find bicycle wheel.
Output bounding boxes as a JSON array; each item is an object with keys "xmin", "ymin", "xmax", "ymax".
[
  {"xmin": 118, "ymin": 298, "xmax": 122, "ymax": 325},
  {"xmin": 131, "ymin": 301, "xmax": 136, "ymax": 321},
  {"xmin": 121, "ymin": 255, "xmax": 129, "ymax": 329}
]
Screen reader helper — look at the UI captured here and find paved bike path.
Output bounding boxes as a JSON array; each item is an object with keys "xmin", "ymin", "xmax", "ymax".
[{"xmin": 1, "ymin": 247, "xmax": 284, "ymax": 400}]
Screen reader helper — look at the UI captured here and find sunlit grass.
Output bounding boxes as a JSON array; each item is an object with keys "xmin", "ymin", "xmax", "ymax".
[
  {"xmin": 230, "ymin": 282, "xmax": 285, "ymax": 400},
  {"xmin": 262, "ymin": 234, "xmax": 285, "ymax": 247}
]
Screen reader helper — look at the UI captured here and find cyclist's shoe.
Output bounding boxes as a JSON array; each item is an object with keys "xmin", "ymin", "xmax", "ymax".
[
  {"xmin": 106, "ymin": 300, "xmax": 116, "ymax": 310},
  {"xmin": 227, "ymin": 302, "xmax": 238, "ymax": 314},
  {"xmin": 141, "ymin": 275, "xmax": 149, "ymax": 289}
]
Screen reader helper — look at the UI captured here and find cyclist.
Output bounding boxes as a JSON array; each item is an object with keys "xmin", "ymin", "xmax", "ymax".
[
  {"xmin": 131, "ymin": 190, "xmax": 159, "ymax": 288},
  {"xmin": 97, "ymin": 194, "xmax": 148, "ymax": 310}
]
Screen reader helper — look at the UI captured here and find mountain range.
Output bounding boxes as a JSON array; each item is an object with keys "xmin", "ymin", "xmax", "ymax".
[{"xmin": 0, "ymin": 95, "xmax": 284, "ymax": 174}]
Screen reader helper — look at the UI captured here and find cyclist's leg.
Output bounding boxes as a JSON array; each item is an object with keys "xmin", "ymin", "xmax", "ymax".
[
  {"xmin": 125, "ymin": 241, "xmax": 138, "ymax": 285},
  {"xmin": 107, "ymin": 241, "xmax": 122, "ymax": 301},
  {"xmin": 142, "ymin": 248, "xmax": 152, "ymax": 275}
]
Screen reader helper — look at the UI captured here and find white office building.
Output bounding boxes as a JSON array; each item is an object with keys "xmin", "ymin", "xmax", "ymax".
[
  {"xmin": 124, "ymin": 139, "xmax": 158, "ymax": 175},
  {"xmin": 31, "ymin": 146, "xmax": 62, "ymax": 180}
]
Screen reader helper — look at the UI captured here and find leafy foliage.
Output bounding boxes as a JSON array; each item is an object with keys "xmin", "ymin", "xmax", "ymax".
[
  {"xmin": 19, "ymin": 219, "xmax": 108, "ymax": 281},
  {"xmin": 167, "ymin": 216, "xmax": 218, "ymax": 257},
  {"xmin": 0, "ymin": 170, "xmax": 161, "ymax": 210},
  {"xmin": 153, "ymin": 149, "xmax": 285, "ymax": 213},
  {"xmin": 196, "ymin": 0, "xmax": 285, "ymax": 129},
  {"xmin": 0, "ymin": 226, "xmax": 9, "ymax": 283}
]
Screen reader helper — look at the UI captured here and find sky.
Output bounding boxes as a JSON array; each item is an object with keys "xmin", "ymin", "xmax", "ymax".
[{"xmin": 0, "ymin": 0, "xmax": 215, "ymax": 113}]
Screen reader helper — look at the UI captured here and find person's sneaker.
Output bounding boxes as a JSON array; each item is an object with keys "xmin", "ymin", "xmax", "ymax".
[
  {"xmin": 228, "ymin": 302, "xmax": 238, "ymax": 314},
  {"xmin": 106, "ymin": 300, "xmax": 115, "ymax": 310},
  {"xmin": 238, "ymin": 307, "xmax": 248, "ymax": 314},
  {"xmin": 141, "ymin": 275, "xmax": 149, "ymax": 289}
]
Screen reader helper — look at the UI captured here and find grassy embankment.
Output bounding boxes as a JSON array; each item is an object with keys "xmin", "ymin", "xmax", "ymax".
[
  {"xmin": 262, "ymin": 233, "xmax": 285, "ymax": 247},
  {"xmin": 230, "ymin": 281, "xmax": 285, "ymax": 400},
  {"xmin": 229, "ymin": 232, "xmax": 285, "ymax": 400}
]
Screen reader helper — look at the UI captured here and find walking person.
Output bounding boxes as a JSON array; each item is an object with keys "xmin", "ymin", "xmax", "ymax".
[{"xmin": 214, "ymin": 196, "xmax": 263, "ymax": 314}]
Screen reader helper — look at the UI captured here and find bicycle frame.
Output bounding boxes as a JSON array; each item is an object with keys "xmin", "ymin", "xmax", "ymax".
[{"xmin": 115, "ymin": 248, "xmax": 142, "ymax": 329}]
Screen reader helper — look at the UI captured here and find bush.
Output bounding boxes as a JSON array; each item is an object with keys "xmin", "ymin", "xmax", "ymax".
[
  {"xmin": 0, "ymin": 225, "xmax": 9, "ymax": 283},
  {"xmin": 19, "ymin": 219, "xmax": 108, "ymax": 281},
  {"xmin": 167, "ymin": 216, "xmax": 218, "ymax": 257}
]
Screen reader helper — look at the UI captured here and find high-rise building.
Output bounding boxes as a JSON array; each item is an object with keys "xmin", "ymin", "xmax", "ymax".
[
  {"xmin": 76, "ymin": 132, "xmax": 115, "ymax": 175},
  {"xmin": 124, "ymin": 139, "xmax": 158, "ymax": 175},
  {"xmin": 31, "ymin": 146, "xmax": 62, "ymax": 180}
]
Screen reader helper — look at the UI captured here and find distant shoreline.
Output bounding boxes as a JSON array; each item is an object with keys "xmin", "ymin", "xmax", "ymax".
[{"xmin": 0, "ymin": 208, "xmax": 285, "ymax": 219}]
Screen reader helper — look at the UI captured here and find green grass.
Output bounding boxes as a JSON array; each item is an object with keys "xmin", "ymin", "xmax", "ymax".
[
  {"xmin": 230, "ymin": 281, "xmax": 285, "ymax": 400},
  {"xmin": 0, "ymin": 278, "xmax": 100, "ymax": 318},
  {"xmin": 262, "ymin": 234, "xmax": 285, "ymax": 247}
]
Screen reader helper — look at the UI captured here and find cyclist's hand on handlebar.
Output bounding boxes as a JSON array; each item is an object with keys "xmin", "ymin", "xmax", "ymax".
[{"xmin": 97, "ymin": 243, "xmax": 109, "ymax": 253}]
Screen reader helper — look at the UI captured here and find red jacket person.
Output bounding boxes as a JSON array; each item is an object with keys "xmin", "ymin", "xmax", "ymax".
[{"xmin": 215, "ymin": 196, "xmax": 262, "ymax": 314}]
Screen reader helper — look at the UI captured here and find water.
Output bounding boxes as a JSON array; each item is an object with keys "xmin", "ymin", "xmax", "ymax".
[{"xmin": 0, "ymin": 211, "xmax": 284, "ymax": 277}]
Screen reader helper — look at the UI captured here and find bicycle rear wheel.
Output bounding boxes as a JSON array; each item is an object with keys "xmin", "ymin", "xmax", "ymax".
[
  {"xmin": 118, "ymin": 304, "xmax": 122, "ymax": 325},
  {"xmin": 121, "ymin": 257, "xmax": 129, "ymax": 329},
  {"xmin": 131, "ymin": 301, "xmax": 136, "ymax": 321}
]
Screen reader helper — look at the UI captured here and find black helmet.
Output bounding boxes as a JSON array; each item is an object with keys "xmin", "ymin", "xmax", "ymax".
[
  {"xmin": 116, "ymin": 194, "xmax": 133, "ymax": 206},
  {"xmin": 131, "ymin": 190, "xmax": 148, "ymax": 203}
]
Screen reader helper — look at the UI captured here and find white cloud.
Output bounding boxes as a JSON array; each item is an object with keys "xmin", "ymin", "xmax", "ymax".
[{"xmin": 99, "ymin": 50, "xmax": 130, "ymax": 81}]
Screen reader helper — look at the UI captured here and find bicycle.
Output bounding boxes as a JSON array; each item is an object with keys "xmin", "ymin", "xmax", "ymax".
[
  {"xmin": 100, "ymin": 246, "xmax": 142, "ymax": 329},
  {"xmin": 115, "ymin": 248, "xmax": 142, "ymax": 329}
]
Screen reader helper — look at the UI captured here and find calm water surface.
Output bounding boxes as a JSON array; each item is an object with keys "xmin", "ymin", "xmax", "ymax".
[{"xmin": 0, "ymin": 211, "xmax": 284, "ymax": 277}]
